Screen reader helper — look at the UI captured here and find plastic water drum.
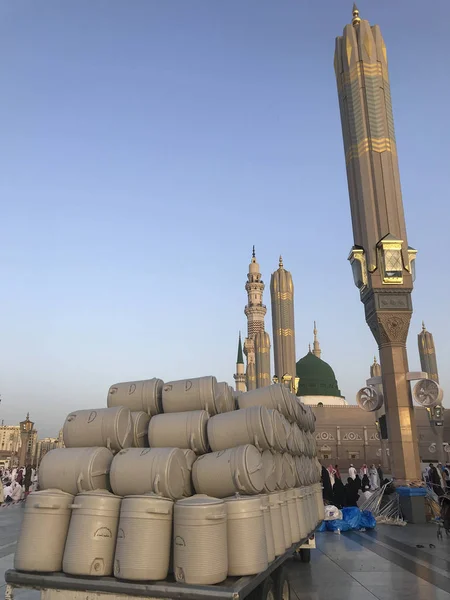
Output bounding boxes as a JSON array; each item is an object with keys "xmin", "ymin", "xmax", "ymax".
[
  {"xmin": 114, "ymin": 495, "xmax": 173, "ymax": 581},
  {"xmin": 192, "ymin": 445, "xmax": 264, "ymax": 498},
  {"xmin": 40, "ymin": 447, "xmax": 114, "ymax": 495},
  {"xmin": 279, "ymin": 491, "xmax": 292, "ymax": 548},
  {"xmin": 283, "ymin": 453, "xmax": 296, "ymax": 489},
  {"xmin": 238, "ymin": 384, "xmax": 291, "ymax": 420},
  {"xmin": 285, "ymin": 489, "xmax": 300, "ymax": 543},
  {"xmin": 63, "ymin": 490, "xmax": 121, "ymax": 577},
  {"xmin": 148, "ymin": 411, "xmax": 209, "ymax": 454},
  {"xmin": 215, "ymin": 382, "xmax": 235, "ymax": 413},
  {"xmin": 174, "ymin": 495, "xmax": 227, "ymax": 585},
  {"xmin": 14, "ymin": 489, "xmax": 74, "ymax": 573},
  {"xmin": 207, "ymin": 406, "xmax": 274, "ymax": 452},
  {"xmin": 293, "ymin": 488, "xmax": 309, "ymax": 540},
  {"xmin": 273, "ymin": 453, "xmax": 286, "ymax": 491},
  {"xmin": 314, "ymin": 482, "xmax": 325, "ymax": 522},
  {"xmin": 267, "ymin": 492, "xmax": 286, "ymax": 557},
  {"xmin": 225, "ymin": 495, "xmax": 268, "ymax": 576},
  {"xmin": 162, "ymin": 376, "xmax": 217, "ymax": 415},
  {"xmin": 63, "ymin": 407, "xmax": 133, "ymax": 452},
  {"xmin": 131, "ymin": 411, "xmax": 150, "ymax": 448},
  {"xmin": 267, "ymin": 409, "xmax": 287, "ymax": 452},
  {"xmin": 261, "ymin": 450, "xmax": 277, "ymax": 493},
  {"xmin": 110, "ymin": 448, "xmax": 188, "ymax": 500},
  {"xmin": 260, "ymin": 495, "xmax": 275, "ymax": 563},
  {"xmin": 181, "ymin": 449, "xmax": 197, "ymax": 497},
  {"xmin": 107, "ymin": 378, "xmax": 163, "ymax": 416}
]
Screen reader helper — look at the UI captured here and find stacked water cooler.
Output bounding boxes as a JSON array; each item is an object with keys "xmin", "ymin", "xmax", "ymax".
[{"xmin": 14, "ymin": 376, "xmax": 324, "ymax": 586}]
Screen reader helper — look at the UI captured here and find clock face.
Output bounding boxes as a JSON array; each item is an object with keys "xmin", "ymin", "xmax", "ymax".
[
  {"xmin": 413, "ymin": 379, "xmax": 443, "ymax": 408},
  {"xmin": 356, "ymin": 386, "xmax": 383, "ymax": 412}
]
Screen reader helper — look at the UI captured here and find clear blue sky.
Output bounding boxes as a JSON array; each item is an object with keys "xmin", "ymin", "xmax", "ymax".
[{"xmin": 1, "ymin": 1, "xmax": 449, "ymax": 437}]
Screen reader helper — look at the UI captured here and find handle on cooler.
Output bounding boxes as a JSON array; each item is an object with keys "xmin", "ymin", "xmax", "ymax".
[
  {"xmin": 69, "ymin": 504, "xmax": 82, "ymax": 509},
  {"xmin": 189, "ymin": 433, "xmax": 199, "ymax": 454},
  {"xmin": 233, "ymin": 469, "xmax": 246, "ymax": 492},
  {"xmin": 146, "ymin": 507, "xmax": 170, "ymax": 515},
  {"xmin": 33, "ymin": 503, "xmax": 59, "ymax": 509},
  {"xmin": 153, "ymin": 474, "xmax": 161, "ymax": 496},
  {"xmin": 205, "ymin": 513, "xmax": 226, "ymax": 520},
  {"xmin": 76, "ymin": 473, "xmax": 84, "ymax": 493},
  {"xmin": 253, "ymin": 434, "xmax": 263, "ymax": 452}
]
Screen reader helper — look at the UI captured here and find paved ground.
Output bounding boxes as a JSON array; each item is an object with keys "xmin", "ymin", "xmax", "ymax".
[{"xmin": 2, "ymin": 503, "xmax": 450, "ymax": 599}]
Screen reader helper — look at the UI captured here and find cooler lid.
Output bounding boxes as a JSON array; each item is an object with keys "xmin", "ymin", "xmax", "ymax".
[
  {"xmin": 114, "ymin": 406, "xmax": 133, "ymax": 448},
  {"xmin": 243, "ymin": 444, "xmax": 264, "ymax": 491},
  {"xmin": 176, "ymin": 494, "xmax": 224, "ymax": 507},
  {"xmin": 224, "ymin": 493, "xmax": 264, "ymax": 514},
  {"xmin": 165, "ymin": 448, "xmax": 188, "ymax": 500},
  {"xmin": 181, "ymin": 449, "xmax": 197, "ymax": 469}
]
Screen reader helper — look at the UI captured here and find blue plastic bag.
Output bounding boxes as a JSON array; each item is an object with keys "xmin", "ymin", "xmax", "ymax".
[
  {"xmin": 360, "ymin": 510, "xmax": 376, "ymax": 529},
  {"xmin": 325, "ymin": 518, "xmax": 351, "ymax": 532},
  {"xmin": 342, "ymin": 506, "xmax": 362, "ymax": 529},
  {"xmin": 317, "ymin": 521, "xmax": 327, "ymax": 532}
]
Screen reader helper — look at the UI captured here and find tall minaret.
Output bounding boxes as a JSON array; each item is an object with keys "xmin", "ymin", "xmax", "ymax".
[
  {"xmin": 244, "ymin": 247, "xmax": 269, "ymax": 390},
  {"xmin": 270, "ymin": 256, "xmax": 296, "ymax": 389},
  {"xmin": 255, "ymin": 330, "xmax": 271, "ymax": 388},
  {"xmin": 312, "ymin": 321, "xmax": 322, "ymax": 359},
  {"xmin": 418, "ymin": 322, "xmax": 439, "ymax": 382},
  {"xmin": 234, "ymin": 332, "xmax": 246, "ymax": 392},
  {"xmin": 335, "ymin": 6, "xmax": 420, "ymax": 482}
]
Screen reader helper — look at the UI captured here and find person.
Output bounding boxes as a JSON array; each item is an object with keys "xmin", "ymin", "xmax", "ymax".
[
  {"xmin": 334, "ymin": 464, "xmax": 341, "ymax": 480},
  {"xmin": 327, "ymin": 465, "xmax": 336, "ymax": 487},
  {"xmin": 360, "ymin": 464, "xmax": 369, "ymax": 479},
  {"xmin": 3, "ymin": 480, "xmax": 13, "ymax": 503},
  {"xmin": 0, "ymin": 480, "xmax": 4, "ymax": 504},
  {"xmin": 9, "ymin": 480, "xmax": 23, "ymax": 502},
  {"xmin": 345, "ymin": 477, "xmax": 359, "ymax": 507},
  {"xmin": 354, "ymin": 474, "xmax": 362, "ymax": 490},
  {"xmin": 333, "ymin": 477, "xmax": 346, "ymax": 509},
  {"xmin": 377, "ymin": 464, "xmax": 383, "ymax": 483},
  {"xmin": 429, "ymin": 463, "xmax": 444, "ymax": 496},
  {"xmin": 23, "ymin": 465, "xmax": 33, "ymax": 497},
  {"xmin": 361, "ymin": 473, "xmax": 370, "ymax": 491},
  {"xmin": 369, "ymin": 464, "xmax": 380, "ymax": 490},
  {"xmin": 321, "ymin": 466, "xmax": 333, "ymax": 503},
  {"xmin": 16, "ymin": 468, "xmax": 24, "ymax": 486},
  {"xmin": 348, "ymin": 464, "xmax": 357, "ymax": 480}
]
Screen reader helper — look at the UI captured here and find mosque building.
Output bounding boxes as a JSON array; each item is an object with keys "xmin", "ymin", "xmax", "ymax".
[{"xmin": 233, "ymin": 250, "xmax": 450, "ymax": 469}]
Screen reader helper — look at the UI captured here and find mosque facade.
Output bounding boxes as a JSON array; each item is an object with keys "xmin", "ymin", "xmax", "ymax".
[{"xmin": 233, "ymin": 250, "xmax": 449, "ymax": 469}]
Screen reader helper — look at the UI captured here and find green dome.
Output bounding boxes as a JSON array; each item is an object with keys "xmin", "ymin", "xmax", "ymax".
[{"xmin": 296, "ymin": 352, "xmax": 343, "ymax": 398}]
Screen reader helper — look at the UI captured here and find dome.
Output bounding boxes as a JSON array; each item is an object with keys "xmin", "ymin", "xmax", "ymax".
[{"xmin": 296, "ymin": 351, "xmax": 343, "ymax": 398}]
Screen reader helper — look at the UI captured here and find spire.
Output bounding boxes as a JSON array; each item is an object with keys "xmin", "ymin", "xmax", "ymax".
[
  {"xmin": 312, "ymin": 321, "xmax": 322, "ymax": 359},
  {"xmin": 236, "ymin": 332, "xmax": 244, "ymax": 364},
  {"xmin": 308, "ymin": 343, "xmax": 312, "ymax": 353},
  {"xmin": 252, "ymin": 245, "xmax": 255, "ymax": 259},
  {"xmin": 352, "ymin": 3, "xmax": 361, "ymax": 26},
  {"xmin": 26, "ymin": 412, "xmax": 30, "ymax": 421},
  {"xmin": 279, "ymin": 255, "xmax": 283, "ymax": 269},
  {"xmin": 373, "ymin": 356, "xmax": 378, "ymax": 365},
  {"xmin": 422, "ymin": 321, "xmax": 426, "ymax": 332}
]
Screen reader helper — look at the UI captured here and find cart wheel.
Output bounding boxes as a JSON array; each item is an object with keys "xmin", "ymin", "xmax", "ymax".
[
  {"xmin": 248, "ymin": 576, "xmax": 275, "ymax": 600},
  {"xmin": 299, "ymin": 549, "xmax": 311, "ymax": 563},
  {"xmin": 273, "ymin": 566, "xmax": 290, "ymax": 600}
]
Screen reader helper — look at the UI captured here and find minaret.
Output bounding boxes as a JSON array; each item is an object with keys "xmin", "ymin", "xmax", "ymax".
[
  {"xmin": 312, "ymin": 321, "xmax": 322, "ymax": 359},
  {"xmin": 244, "ymin": 247, "xmax": 269, "ymax": 390},
  {"xmin": 418, "ymin": 322, "xmax": 439, "ymax": 382},
  {"xmin": 255, "ymin": 330, "xmax": 271, "ymax": 388},
  {"xmin": 335, "ymin": 6, "xmax": 421, "ymax": 482},
  {"xmin": 270, "ymin": 256, "xmax": 296, "ymax": 389},
  {"xmin": 234, "ymin": 332, "xmax": 247, "ymax": 392}
]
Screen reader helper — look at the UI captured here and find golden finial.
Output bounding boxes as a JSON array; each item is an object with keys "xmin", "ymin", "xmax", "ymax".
[
  {"xmin": 314, "ymin": 321, "xmax": 318, "ymax": 339},
  {"xmin": 279, "ymin": 255, "xmax": 283, "ymax": 269},
  {"xmin": 352, "ymin": 3, "xmax": 361, "ymax": 26},
  {"xmin": 422, "ymin": 321, "xmax": 426, "ymax": 331},
  {"xmin": 252, "ymin": 245, "xmax": 255, "ymax": 259},
  {"xmin": 26, "ymin": 412, "xmax": 30, "ymax": 420},
  {"xmin": 373, "ymin": 356, "xmax": 378, "ymax": 365},
  {"xmin": 308, "ymin": 343, "xmax": 312, "ymax": 352}
]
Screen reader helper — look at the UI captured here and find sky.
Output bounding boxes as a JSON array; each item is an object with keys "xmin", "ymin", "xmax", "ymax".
[{"xmin": 1, "ymin": 0, "xmax": 449, "ymax": 438}]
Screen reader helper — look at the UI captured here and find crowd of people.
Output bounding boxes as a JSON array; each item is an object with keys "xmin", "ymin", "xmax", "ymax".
[
  {"xmin": 424, "ymin": 462, "xmax": 450, "ymax": 497},
  {"xmin": 321, "ymin": 463, "xmax": 385, "ymax": 508},
  {"xmin": 0, "ymin": 466, "xmax": 38, "ymax": 505}
]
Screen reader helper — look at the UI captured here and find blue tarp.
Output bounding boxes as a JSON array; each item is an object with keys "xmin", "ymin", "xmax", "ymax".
[{"xmin": 319, "ymin": 507, "xmax": 376, "ymax": 532}]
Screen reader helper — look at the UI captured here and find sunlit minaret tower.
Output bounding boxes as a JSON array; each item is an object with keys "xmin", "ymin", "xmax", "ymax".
[
  {"xmin": 244, "ymin": 247, "xmax": 270, "ymax": 390},
  {"xmin": 233, "ymin": 332, "xmax": 246, "ymax": 392},
  {"xmin": 270, "ymin": 256, "xmax": 296, "ymax": 390},
  {"xmin": 312, "ymin": 322, "xmax": 322, "ymax": 359},
  {"xmin": 334, "ymin": 5, "xmax": 420, "ymax": 481}
]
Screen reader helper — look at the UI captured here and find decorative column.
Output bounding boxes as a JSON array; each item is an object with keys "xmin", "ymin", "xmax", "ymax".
[
  {"xmin": 270, "ymin": 256, "xmax": 296, "ymax": 391},
  {"xmin": 334, "ymin": 5, "xmax": 421, "ymax": 482}
]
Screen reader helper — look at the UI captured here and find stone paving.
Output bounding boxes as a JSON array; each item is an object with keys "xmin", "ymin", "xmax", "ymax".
[{"xmin": 2, "ymin": 503, "xmax": 450, "ymax": 599}]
